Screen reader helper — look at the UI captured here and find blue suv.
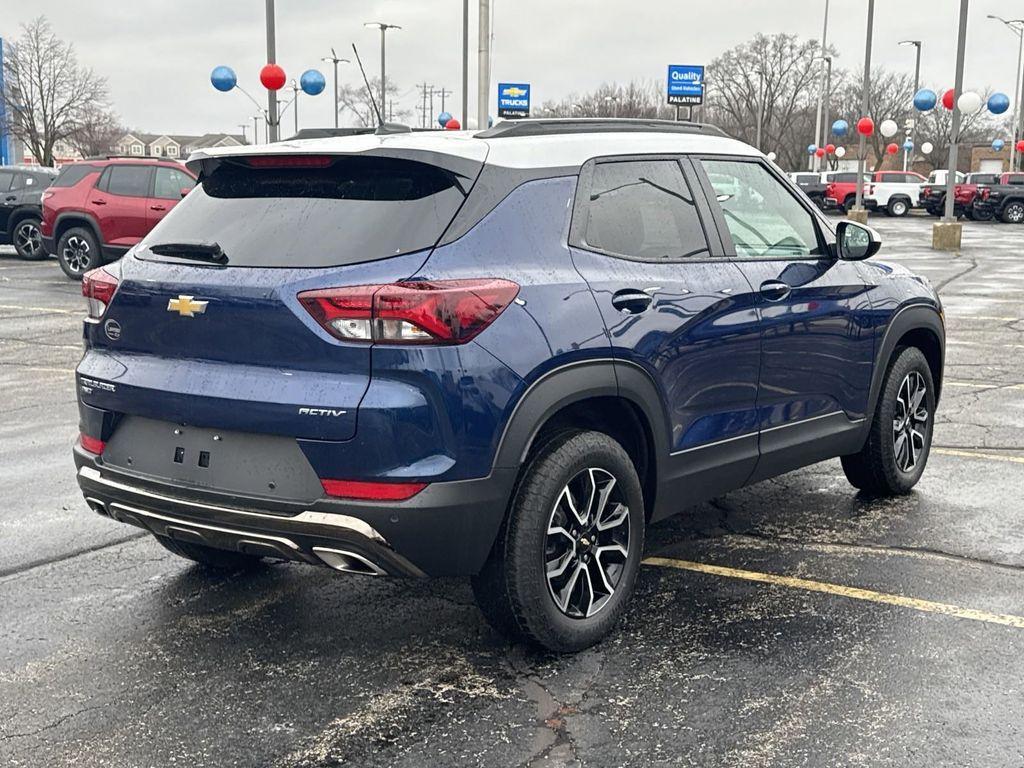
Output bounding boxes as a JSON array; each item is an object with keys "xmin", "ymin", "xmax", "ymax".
[{"xmin": 73, "ymin": 120, "xmax": 944, "ymax": 652}]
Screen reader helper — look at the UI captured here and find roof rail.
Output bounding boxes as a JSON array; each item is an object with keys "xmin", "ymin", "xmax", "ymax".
[{"xmin": 475, "ymin": 118, "xmax": 728, "ymax": 140}]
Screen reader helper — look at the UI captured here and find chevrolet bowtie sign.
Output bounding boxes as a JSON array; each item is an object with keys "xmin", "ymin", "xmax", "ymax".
[
  {"xmin": 497, "ymin": 82, "xmax": 531, "ymax": 119},
  {"xmin": 167, "ymin": 295, "xmax": 209, "ymax": 317}
]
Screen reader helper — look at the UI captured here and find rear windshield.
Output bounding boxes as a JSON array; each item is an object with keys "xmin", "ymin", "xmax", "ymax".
[
  {"xmin": 51, "ymin": 164, "xmax": 100, "ymax": 187},
  {"xmin": 138, "ymin": 156, "xmax": 470, "ymax": 268}
]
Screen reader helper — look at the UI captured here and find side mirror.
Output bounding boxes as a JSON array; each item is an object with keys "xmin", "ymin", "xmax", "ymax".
[
  {"xmin": 835, "ymin": 220, "xmax": 881, "ymax": 261},
  {"xmin": 180, "ymin": 187, "xmax": 192, "ymax": 198}
]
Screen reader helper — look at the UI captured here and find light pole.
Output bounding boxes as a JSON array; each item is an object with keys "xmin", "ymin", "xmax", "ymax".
[
  {"xmin": 280, "ymin": 79, "xmax": 300, "ymax": 136},
  {"xmin": 755, "ymin": 67, "xmax": 765, "ymax": 151},
  {"xmin": 477, "ymin": 0, "xmax": 491, "ymax": 130},
  {"xmin": 462, "ymin": 0, "xmax": 469, "ymax": 126},
  {"xmin": 811, "ymin": 0, "xmax": 830, "ymax": 171},
  {"xmin": 853, "ymin": 0, "xmax": 874, "ymax": 218},
  {"xmin": 364, "ymin": 22, "xmax": 401, "ymax": 126},
  {"xmin": 603, "ymin": 94, "xmax": 620, "ymax": 117},
  {"xmin": 988, "ymin": 15, "xmax": 1024, "ymax": 170},
  {"xmin": 820, "ymin": 55, "xmax": 833, "ymax": 164},
  {"xmin": 264, "ymin": 0, "xmax": 279, "ymax": 142},
  {"xmin": 238, "ymin": 123, "xmax": 249, "ymax": 144},
  {"xmin": 321, "ymin": 49, "xmax": 349, "ymax": 129},
  {"xmin": 934, "ymin": 0, "xmax": 970, "ymax": 251},
  {"xmin": 898, "ymin": 40, "xmax": 921, "ymax": 172}
]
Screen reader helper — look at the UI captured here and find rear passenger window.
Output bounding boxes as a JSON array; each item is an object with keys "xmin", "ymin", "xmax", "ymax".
[
  {"xmin": 51, "ymin": 164, "xmax": 99, "ymax": 188},
  {"xmin": 0, "ymin": 171, "xmax": 13, "ymax": 192},
  {"xmin": 581, "ymin": 160, "xmax": 709, "ymax": 261},
  {"xmin": 106, "ymin": 166, "xmax": 152, "ymax": 197},
  {"xmin": 153, "ymin": 167, "xmax": 195, "ymax": 199}
]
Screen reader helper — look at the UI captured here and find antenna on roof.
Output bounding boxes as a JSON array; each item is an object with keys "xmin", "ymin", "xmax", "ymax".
[{"xmin": 351, "ymin": 43, "xmax": 384, "ymax": 129}]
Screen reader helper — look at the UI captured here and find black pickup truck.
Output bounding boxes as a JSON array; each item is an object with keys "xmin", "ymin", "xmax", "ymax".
[
  {"xmin": 972, "ymin": 172, "xmax": 1024, "ymax": 224},
  {"xmin": 789, "ymin": 172, "xmax": 828, "ymax": 209},
  {"xmin": 0, "ymin": 165, "xmax": 59, "ymax": 259}
]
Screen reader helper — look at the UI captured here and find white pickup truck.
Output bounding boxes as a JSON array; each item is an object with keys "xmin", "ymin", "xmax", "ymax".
[{"xmin": 864, "ymin": 171, "xmax": 928, "ymax": 217}]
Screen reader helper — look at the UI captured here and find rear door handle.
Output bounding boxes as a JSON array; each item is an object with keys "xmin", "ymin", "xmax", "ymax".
[
  {"xmin": 91, "ymin": 199, "xmax": 107, "ymax": 206},
  {"xmin": 4, "ymin": 195, "xmax": 15, "ymax": 202},
  {"xmin": 759, "ymin": 280, "xmax": 792, "ymax": 302},
  {"xmin": 150, "ymin": 205, "xmax": 167, "ymax": 211},
  {"xmin": 611, "ymin": 289, "xmax": 653, "ymax": 314}
]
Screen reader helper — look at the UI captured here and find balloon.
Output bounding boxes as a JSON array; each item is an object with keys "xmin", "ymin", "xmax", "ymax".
[
  {"xmin": 299, "ymin": 69, "xmax": 326, "ymax": 96},
  {"xmin": 903, "ymin": 138, "xmax": 914, "ymax": 150},
  {"xmin": 992, "ymin": 139, "xmax": 1005, "ymax": 151},
  {"xmin": 988, "ymin": 93, "xmax": 1011, "ymax": 115},
  {"xmin": 832, "ymin": 119, "xmax": 849, "ymax": 137},
  {"xmin": 260, "ymin": 63, "xmax": 286, "ymax": 91},
  {"xmin": 856, "ymin": 117, "xmax": 874, "ymax": 136},
  {"xmin": 825, "ymin": 143, "xmax": 836, "ymax": 154},
  {"xmin": 210, "ymin": 65, "xmax": 237, "ymax": 92},
  {"xmin": 957, "ymin": 91, "xmax": 982, "ymax": 114},
  {"xmin": 815, "ymin": 147, "xmax": 826, "ymax": 158},
  {"xmin": 941, "ymin": 89, "xmax": 955, "ymax": 110},
  {"xmin": 913, "ymin": 88, "xmax": 937, "ymax": 111},
  {"xmin": 465, "ymin": 117, "xmax": 478, "ymax": 129},
  {"xmin": 437, "ymin": 111, "xmax": 453, "ymax": 128},
  {"xmin": 886, "ymin": 143, "xmax": 899, "ymax": 155},
  {"xmin": 835, "ymin": 146, "xmax": 846, "ymax": 158},
  {"xmin": 766, "ymin": 151, "xmax": 777, "ymax": 161},
  {"xmin": 921, "ymin": 141, "xmax": 933, "ymax": 155},
  {"xmin": 1017, "ymin": 140, "xmax": 1024, "ymax": 153},
  {"xmin": 807, "ymin": 144, "xmax": 818, "ymax": 155},
  {"xmin": 879, "ymin": 119, "xmax": 898, "ymax": 138},
  {"xmin": 444, "ymin": 118, "xmax": 461, "ymax": 130}
]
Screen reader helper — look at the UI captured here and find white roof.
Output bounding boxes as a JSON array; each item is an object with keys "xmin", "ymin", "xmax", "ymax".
[{"xmin": 185, "ymin": 121, "xmax": 760, "ymax": 172}]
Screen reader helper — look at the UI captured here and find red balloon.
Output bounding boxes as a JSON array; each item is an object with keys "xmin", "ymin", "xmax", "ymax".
[
  {"xmin": 941, "ymin": 89, "xmax": 955, "ymax": 110},
  {"xmin": 886, "ymin": 142, "xmax": 899, "ymax": 155},
  {"xmin": 815, "ymin": 147, "xmax": 826, "ymax": 158},
  {"xmin": 856, "ymin": 117, "xmax": 874, "ymax": 136},
  {"xmin": 444, "ymin": 118, "xmax": 461, "ymax": 130},
  {"xmin": 825, "ymin": 143, "xmax": 836, "ymax": 154},
  {"xmin": 260, "ymin": 63, "xmax": 286, "ymax": 91},
  {"xmin": 1017, "ymin": 140, "xmax": 1024, "ymax": 153}
]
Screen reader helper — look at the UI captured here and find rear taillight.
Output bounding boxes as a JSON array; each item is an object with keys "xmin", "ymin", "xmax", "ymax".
[
  {"xmin": 82, "ymin": 267, "xmax": 120, "ymax": 319},
  {"xmin": 79, "ymin": 433, "xmax": 105, "ymax": 455},
  {"xmin": 299, "ymin": 279, "xmax": 520, "ymax": 345},
  {"xmin": 320, "ymin": 479, "xmax": 427, "ymax": 501},
  {"xmin": 41, "ymin": 190, "xmax": 54, "ymax": 201},
  {"xmin": 978, "ymin": 186, "xmax": 991, "ymax": 200}
]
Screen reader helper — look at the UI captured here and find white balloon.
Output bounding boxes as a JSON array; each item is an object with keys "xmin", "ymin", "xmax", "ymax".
[
  {"xmin": 465, "ymin": 116, "xmax": 479, "ymax": 130},
  {"xmin": 921, "ymin": 141, "xmax": 933, "ymax": 155},
  {"xmin": 957, "ymin": 91, "xmax": 982, "ymax": 114},
  {"xmin": 766, "ymin": 151, "xmax": 777, "ymax": 162},
  {"xmin": 835, "ymin": 146, "xmax": 847, "ymax": 158},
  {"xmin": 879, "ymin": 119, "xmax": 899, "ymax": 138}
]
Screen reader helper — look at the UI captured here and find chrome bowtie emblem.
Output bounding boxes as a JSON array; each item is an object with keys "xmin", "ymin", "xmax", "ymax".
[{"xmin": 167, "ymin": 295, "xmax": 208, "ymax": 317}]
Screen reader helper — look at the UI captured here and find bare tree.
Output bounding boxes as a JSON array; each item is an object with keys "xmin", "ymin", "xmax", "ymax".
[
  {"xmin": 337, "ymin": 78, "xmax": 412, "ymax": 127},
  {"xmin": 1, "ymin": 17, "xmax": 110, "ymax": 166},
  {"xmin": 67, "ymin": 103, "xmax": 124, "ymax": 158},
  {"xmin": 539, "ymin": 80, "xmax": 676, "ymax": 119}
]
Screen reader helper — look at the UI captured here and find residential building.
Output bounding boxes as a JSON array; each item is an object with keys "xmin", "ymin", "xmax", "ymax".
[{"xmin": 115, "ymin": 132, "xmax": 247, "ymax": 160}]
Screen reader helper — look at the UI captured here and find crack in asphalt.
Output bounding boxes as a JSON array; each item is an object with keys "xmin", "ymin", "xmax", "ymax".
[
  {"xmin": 935, "ymin": 252, "xmax": 979, "ymax": 293},
  {"xmin": 0, "ymin": 532, "xmax": 149, "ymax": 581}
]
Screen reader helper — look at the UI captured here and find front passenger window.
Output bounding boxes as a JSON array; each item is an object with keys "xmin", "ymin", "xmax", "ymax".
[{"xmin": 701, "ymin": 159, "xmax": 822, "ymax": 259}]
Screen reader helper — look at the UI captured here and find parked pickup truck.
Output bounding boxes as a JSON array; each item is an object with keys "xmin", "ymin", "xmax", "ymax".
[
  {"xmin": 972, "ymin": 173, "xmax": 1024, "ymax": 223},
  {"xmin": 864, "ymin": 170, "xmax": 927, "ymax": 217},
  {"xmin": 823, "ymin": 172, "xmax": 874, "ymax": 212},
  {"xmin": 920, "ymin": 172, "xmax": 1001, "ymax": 220},
  {"xmin": 789, "ymin": 172, "xmax": 828, "ymax": 209}
]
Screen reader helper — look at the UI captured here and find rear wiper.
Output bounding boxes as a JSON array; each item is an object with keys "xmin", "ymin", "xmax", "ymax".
[{"xmin": 148, "ymin": 241, "xmax": 228, "ymax": 264}]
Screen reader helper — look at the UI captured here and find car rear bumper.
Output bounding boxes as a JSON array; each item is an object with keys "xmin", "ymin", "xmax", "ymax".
[{"xmin": 74, "ymin": 446, "xmax": 516, "ymax": 577}]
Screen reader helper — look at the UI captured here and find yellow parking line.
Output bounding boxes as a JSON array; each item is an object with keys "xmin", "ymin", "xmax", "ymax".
[
  {"xmin": 0, "ymin": 303, "xmax": 78, "ymax": 315},
  {"xmin": 943, "ymin": 314, "xmax": 1020, "ymax": 322},
  {"xmin": 643, "ymin": 557, "xmax": 1024, "ymax": 629},
  {"xmin": 945, "ymin": 380, "xmax": 1024, "ymax": 391},
  {"xmin": 934, "ymin": 448, "xmax": 1024, "ymax": 465}
]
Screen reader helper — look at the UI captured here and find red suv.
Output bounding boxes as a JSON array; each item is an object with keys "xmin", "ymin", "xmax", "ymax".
[{"xmin": 41, "ymin": 157, "xmax": 196, "ymax": 279}]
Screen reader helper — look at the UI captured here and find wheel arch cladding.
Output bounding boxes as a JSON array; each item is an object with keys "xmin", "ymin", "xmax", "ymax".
[
  {"xmin": 871, "ymin": 305, "xmax": 945, "ymax": 417},
  {"xmin": 54, "ymin": 213, "xmax": 102, "ymax": 244}
]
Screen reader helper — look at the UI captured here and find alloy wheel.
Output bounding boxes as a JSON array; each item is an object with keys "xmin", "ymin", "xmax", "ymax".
[
  {"xmin": 62, "ymin": 235, "xmax": 91, "ymax": 273},
  {"xmin": 1007, "ymin": 203, "xmax": 1024, "ymax": 223},
  {"xmin": 892, "ymin": 371, "xmax": 929, "ymax": 473},
  {"xmin": 545, "ymin": 467, "xmax": 630, "ymax": 619},
  {"xmin": 15, "ymin": 221, "xmax": 43, "ymax": 258}
]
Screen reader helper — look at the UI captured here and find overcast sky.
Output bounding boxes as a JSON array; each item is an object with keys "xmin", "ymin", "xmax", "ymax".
[{"xmin": 2, "ymin": 0, "xmax": 1022, "ymax": 138}]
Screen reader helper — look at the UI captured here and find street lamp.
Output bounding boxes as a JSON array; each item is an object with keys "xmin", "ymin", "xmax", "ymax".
[
  {"xmin": 811, "ymin": 0, "xmax": 830, "ymax": 171},
  {"xmin": 321, "ymin": 48, "xmax": 350, "ymax": 129},
  {"xmin": 988, "ymin": 15, "xmax": 1024, "ymax": 170},
  {"xmin": 279, "ymin": 79, "xmax": 300, "ymax": 136},
  {"xmin": 853, "ymin": 0, "xmax": 875, "ymax": 218},
  {"xmin": 237, "ymin": 123, "xmax": 250, "ymax": 144},
  {"xmin": 364, "ymin": 22, "xmax": 401, "ymax": 125},
  {"xmin": 603, "ymin": 94, "xmax": 620, "ymax": 118},
  {"xmin": 898, "ymin": 40, "xmax": 922, "ymax": 172}
]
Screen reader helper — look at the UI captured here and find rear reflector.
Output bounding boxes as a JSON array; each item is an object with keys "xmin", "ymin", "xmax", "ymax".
[
  {"xmin": 79, "ymin": 433, "xmax": 106, "ymax": 455},
  {"xmin": 246, "ymin": 155, "xmax": 334, "ymax": 168},
  {"xmin": 299, "ymin": 278, "xmax": 519, "ymax": 345},
  {"xmin": 82, "ymin": 267, "xmax": 120, "ymax": 319},
  {"xmin": 320, "ymin": 479, "xmax": 427, "ymax": 501}
]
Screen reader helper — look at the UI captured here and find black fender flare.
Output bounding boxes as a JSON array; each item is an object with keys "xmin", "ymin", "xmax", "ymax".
[
  {"xmin": 53, "ymin": 211, "xmax": 103, "ymax": 246},
  {"xmin": 7, "ymin": 204, "xmax": 43, "ymax": 229},
  {"xmin": 865, "ymin": 303, "xmax": 945, "ymax": 422}
]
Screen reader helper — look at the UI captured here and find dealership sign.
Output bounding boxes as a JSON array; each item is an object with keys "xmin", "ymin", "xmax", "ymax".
[
  {"xmin": 667, "ymin": 64, "xmax": 704, "ymax": 106},
  {"xmin": 497, "ymin": 83, "xmax": 531, "ymax": 119}
]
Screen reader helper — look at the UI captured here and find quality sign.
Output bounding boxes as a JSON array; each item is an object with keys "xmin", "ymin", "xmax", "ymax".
[
  {"xmin": 497, "ymin": 83, "xmax": 531, "ymax": 119},
  {"xmin": 667, "ymin": 64, "xmax": 704, "ymax": 106}
]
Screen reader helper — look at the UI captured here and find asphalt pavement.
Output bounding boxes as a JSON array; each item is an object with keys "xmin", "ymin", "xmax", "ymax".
[{"xmin": 2, "ymin": 214, "xmax": 1023, "ymax": 767}]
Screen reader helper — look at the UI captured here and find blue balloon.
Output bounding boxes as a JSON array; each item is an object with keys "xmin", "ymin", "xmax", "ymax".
[
  {"xmin": 913, "ymin": 88, "xmax": 937, "ymax": 111},
  {"xmin": 300, "ymin": 69, "xmax": 326, "ymax": 96},
  {"xmin": 210, "ymin": 65, "xmax": 237, "ymax": 93},
  {"xmin": 992, "ymin": 139, "xmax": 1006, "ymax": 151},
  {"xmin": 831, "ymin": 119, "xmax": 848, "ymax": 137},
  {"xmin": 807, "ymin": 144, "xmax": 817, "ymax": 155},
  {"xmin": 438, "ymin": 111, "xmax": 453, "ymax": 127},
  {"xmin": 903, "ymin": 138, "xmax": 914, "ymax": 150},
  {"xmin": 988, "ymin": 92, "xmax": 1011, "ymax": 115}
]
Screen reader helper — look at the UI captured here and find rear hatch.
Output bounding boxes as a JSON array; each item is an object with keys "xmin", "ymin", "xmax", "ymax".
[{"xmin": 79, "ymin": 147, "xmax": 485, "ymax": 450}]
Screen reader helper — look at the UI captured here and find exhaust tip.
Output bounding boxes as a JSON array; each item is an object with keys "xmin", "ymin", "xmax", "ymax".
[
  {"xmin": 85, "ymin": 497, "xmax": 109, "ymax": 517},
  {"xmin": 312, "ymin": 547, "xmax": 387, "ymax": 576}
]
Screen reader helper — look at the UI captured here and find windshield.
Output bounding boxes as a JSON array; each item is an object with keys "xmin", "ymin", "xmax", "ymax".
[{"xmin": 137, "ymin": 155, "xmax": 473, "ymax": 268}]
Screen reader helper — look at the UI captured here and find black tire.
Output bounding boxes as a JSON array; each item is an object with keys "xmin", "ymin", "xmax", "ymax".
[
  {"xmin": 971, "ymin": 205, "xmax": 994, "ymax": 222},
  {"xmin": 57, "ymin": 226, "xmax": 101, "ymax": 280},
  {"xmin": 842, "ymin": 195, "xmax": 857, "ymax": 213},
  {"xmin": 471, "ymin": 430, "xmax": 645, "ymax": 653},
  {"xmin": 1000, "ymin": 200, "xmax": 1024, "ymax": 224},
  {"xmin": 154, "ymin": 535, "xmax": 266, "ymax": 571},
  {"xmin": 12, "ymin": 217, "xmax": 46, "ymax": 260},
  {"xmin": 887, "ymin": 198, "xmax": 909, "ymax": 218},
  {"xmin": 841, "ymin": 346, "xmax": 935, "ymax": 496}
]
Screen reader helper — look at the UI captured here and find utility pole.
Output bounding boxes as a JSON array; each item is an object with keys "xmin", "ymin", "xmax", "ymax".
[
  {"xmin": 265, "ymin": 0, "xmax": 279, "ymax": 142},
  {"xmin": 989, "ymin": 16, "xmax": 1024, "ymax": 170},
  {"xmin": 811, "ymin": 0, "xmax": 830, "ymax": 171},
  {"xmin": 322, "ymin": 49, "xmax": 349, "ymax": 129},
  {"xmin": 477, "ymin": 0, "xmax": 491, "ymax": 130},
  {"xmin": 418, "ymin": 82, "xmax": 432, "ymax": 128},
  {"xmin": 898, "ymin": 40, "xmax": 922, "ymax": 173},
  {"xmin": 462, "ymin": 0, "xmax": 470, "ymax": 126},
  {"xmin": 429, "ymin": 86, "xmax": 436, "ymax": 126},
  {"xmin": 934, "ymin": 0, "xmax": 970, "ymax": 250},
  {"xmin": 437, "ymin": 88, "xmax": 453, "ymax": 115},
  {"xmin": 365, "ymin": 22, "xmax": 401, "ymax": 126},
  {"xmin": 853, "ymin": 0, "xmax": 874, "ymax": 218}
]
